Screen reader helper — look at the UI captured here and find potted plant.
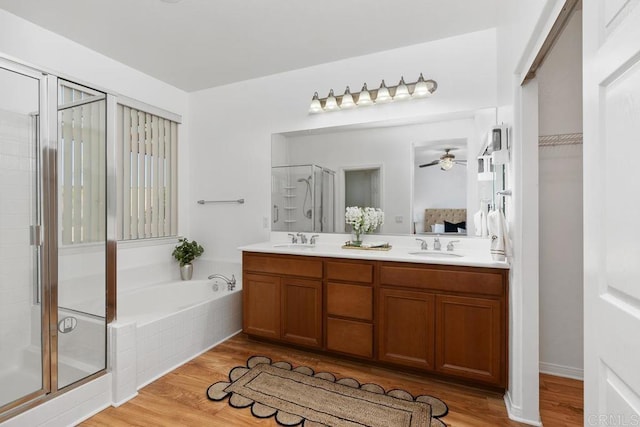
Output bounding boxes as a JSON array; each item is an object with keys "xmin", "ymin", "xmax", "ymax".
[{"xmin": 172, "ymin": 238, "xmax": 204, "ymax": 280}]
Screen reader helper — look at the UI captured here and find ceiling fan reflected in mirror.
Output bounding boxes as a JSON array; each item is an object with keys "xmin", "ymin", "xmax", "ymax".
[{"xmin": 418, "ymin": 148, "xmax": 467, "ymax": 171}]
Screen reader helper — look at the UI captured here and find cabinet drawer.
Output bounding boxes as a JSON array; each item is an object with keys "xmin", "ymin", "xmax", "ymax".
[
  {"xmin": 326, "ymin": 261, "xmax": 373, "ymax": 284},
  {"xmin": 244, "ymin": 253, "xmax": 322, "ymax": 279},
  {"xmin": 327, "ymin": 282, "xmax": 373, "ymax": 321},
  {"xmin": 326, "ymin": 318, "xmax": 373, "ymax": 358},
  {"xmin": 380, "ymin": 264, "xmax": 504, "ymax": 296}
]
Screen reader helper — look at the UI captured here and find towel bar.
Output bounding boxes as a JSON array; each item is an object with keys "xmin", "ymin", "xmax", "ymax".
[{"xmin": 197, "ymin": 199, "xmax": 245, "ymax": 205}]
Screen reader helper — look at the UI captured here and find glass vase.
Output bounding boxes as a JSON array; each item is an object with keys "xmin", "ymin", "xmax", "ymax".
[{"xmin": 351, "ymin": 231, "xmax": 362, "ymax": 247}]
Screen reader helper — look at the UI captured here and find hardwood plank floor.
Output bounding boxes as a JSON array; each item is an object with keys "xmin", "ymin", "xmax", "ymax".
[{"xmin": 83, "ymin": 334, "xmax": 583, "ymax": 426}]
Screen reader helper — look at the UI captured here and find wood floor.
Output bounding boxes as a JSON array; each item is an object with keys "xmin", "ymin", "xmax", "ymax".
[{"xmin": 83, "ymin": 334, "xmax": 583, "ymax": 426}]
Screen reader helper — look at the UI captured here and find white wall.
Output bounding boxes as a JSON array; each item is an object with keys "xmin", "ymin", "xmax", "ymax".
[
  {"xmin": 537, "ymin": 11, "xmax": 583, "ymax": 379},
  {"xmin": 188, "ymin": 29, "xmax": 498, "ymax": 262},
  {"xmin": 495, "ymin": 0, "xmax": 565, "ymax": 424}
]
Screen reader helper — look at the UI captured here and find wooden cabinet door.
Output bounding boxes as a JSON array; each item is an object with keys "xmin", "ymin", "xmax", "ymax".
[
  {"xmin": 378, "ymin": 288, "xmax": 435, "ymax": 370},
  {"xmin": 435, "ymin": 294, "xmax": 503, "ymax": 386},
  {"xmin": 281, "ymin": 277, "xmax": 322, "ymax": 348},
  {"xmin": 243, "ymin": 273, "xmax": 281, "ymax": 339}
]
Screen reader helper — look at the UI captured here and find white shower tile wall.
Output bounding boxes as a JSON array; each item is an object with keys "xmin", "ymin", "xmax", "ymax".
[
  {"xmin": 109, "ymin": 289, "xmax": 242, "ymax": 406},
  {"xmin": 0, "ymin": 111, "xmax": 36, "ymax": 369}
]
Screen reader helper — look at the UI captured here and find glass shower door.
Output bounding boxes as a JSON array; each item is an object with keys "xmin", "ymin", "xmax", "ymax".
[
  {"xmin": 56, "ymin": 81, "xmax": 107, "ymax": 389},
  {"xmin": 0, "ymin": 66, "xmax": 45, "ymax": 409}
]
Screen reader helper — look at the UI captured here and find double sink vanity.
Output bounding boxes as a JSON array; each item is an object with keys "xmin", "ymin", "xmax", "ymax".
[{"xmin": 240, "ymin": 234, "xmax": 509, "ymax": 390}]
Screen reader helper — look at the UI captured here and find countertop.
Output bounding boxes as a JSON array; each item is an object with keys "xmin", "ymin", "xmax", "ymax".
[{"xmin": 239, "ymin": 233, "xmax": 510, "ymax": 270}]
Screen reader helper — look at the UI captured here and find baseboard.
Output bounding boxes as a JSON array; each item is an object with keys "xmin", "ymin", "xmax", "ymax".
[
  {"xmin": 112, "ymin": 391, "xmax": 138, "ymax": 407},
  {"xmin": 504, "ymin": 392, "xmax": 543, "ymax": 426},
  {"xmin": 539, "ymin": 361, "xmax": 584, "ymax": 380}
]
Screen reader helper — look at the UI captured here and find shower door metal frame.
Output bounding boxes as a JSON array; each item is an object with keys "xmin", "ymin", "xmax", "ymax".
[{"xmin": 0, "ymin": 59, "xmax": 114, "ymax": 422}]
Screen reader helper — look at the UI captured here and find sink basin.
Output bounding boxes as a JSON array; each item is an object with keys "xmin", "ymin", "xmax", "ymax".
[
  {"xmin": 408, "ymin": 251, "xmax": 463, "ymax": 258},
  {"xmin": 272, "ymin": 243, "xmax": 316, "ymax": 249}
]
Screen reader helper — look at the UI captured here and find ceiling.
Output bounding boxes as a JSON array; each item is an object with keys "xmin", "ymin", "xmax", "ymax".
[{"xmin": 0, "ymin": 0, "xmax": 500, "ymax": 92}]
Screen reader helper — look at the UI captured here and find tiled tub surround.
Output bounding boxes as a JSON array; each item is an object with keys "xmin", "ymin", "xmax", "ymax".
[{"xmin": 109, "ymin": 262, "xmax": 242, "ymax": 406}]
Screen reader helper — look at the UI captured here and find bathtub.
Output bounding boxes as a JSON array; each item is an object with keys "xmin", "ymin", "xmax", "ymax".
[{"xmin": 108, "ymin": 274, "xmax": 243, "ymax": 405}]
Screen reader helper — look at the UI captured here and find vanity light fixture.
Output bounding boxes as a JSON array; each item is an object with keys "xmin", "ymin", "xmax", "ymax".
[
  {"xmin": 309, "ymin": 92, "xmax": 323, "ymax": 114},
  {"xmin": 357, "ymin": 83, "xmax": 373, "ymax": 106},
  {"xmin": 340, "ymin": 86, "xmax": 356, "ymax": 109},
  {"xmin": 308, "ymin": 74, "xmax": 437, "ymax": 113},
  {"xmin": 375, "ymin": 80, "xmax": 392, "ymax": 103},
  {"xmin": 324, "ymin": 89, "xmax": 339, "ymax": 111},
  {"xmin": 394, "ymin": 77, "xmax": 411, "ymax": 101}
]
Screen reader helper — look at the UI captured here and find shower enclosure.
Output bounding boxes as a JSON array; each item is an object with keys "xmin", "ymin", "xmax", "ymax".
[
  {"xmin": 1, "ymin": 59, "xmax": 111, "ymax": 420},
  {"xmin": 272, "ymin": 164, "xmax": 335, "ymax": 233}
]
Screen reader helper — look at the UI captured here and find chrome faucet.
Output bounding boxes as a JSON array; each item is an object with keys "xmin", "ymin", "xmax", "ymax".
[
  {"xmin": 296, "ymin": 232, "xmax": 308, "ymax": 244},
  {"xmin": 208, "ymin": 273, "xmax": 236, "ymax": 291},
  {"xmin": 447, "ymin": 240, "xmax": 460, "ymax": 251},
  {"xmin": 433, "ymin": 236, "xmax": 441, "ymax": 251},
  {"xmin": 415, "ymin": 238, "xmax": 428, "ymax": 250},
  {"xmin": 288, "ymin": 233, "xmax": 298, "ymax": 243},
  {"xmin": 310, "ymin": 234, "xmax": 319, "ymax": 245}
]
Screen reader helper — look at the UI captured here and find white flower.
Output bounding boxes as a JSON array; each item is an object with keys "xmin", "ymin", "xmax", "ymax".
[{"xmin": 345, "ymin": 206, "xmax": 384, "ymax": 234}]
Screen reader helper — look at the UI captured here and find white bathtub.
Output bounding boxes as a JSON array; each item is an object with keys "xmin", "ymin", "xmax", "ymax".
[
  {"xmin": 109, "ymin": 272, "xmax": 243, "ymax": 405},
  {"xmin": 117, "ymin": 278, "xmax": 239, "ymax": 326}
]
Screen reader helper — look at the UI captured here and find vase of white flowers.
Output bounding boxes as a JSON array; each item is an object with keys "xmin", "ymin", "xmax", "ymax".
[{"xmin": 345, "ymin": 206, "xmax": 384, "ymax": 246}]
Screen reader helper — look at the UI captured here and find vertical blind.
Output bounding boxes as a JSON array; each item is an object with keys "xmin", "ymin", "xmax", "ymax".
[
  {"xmin": 59, "ymin": 85, "xmax": 106, "ymax": 245},
  {"xmin": 116, "ymin": 105, "xmax": 178, "ymax": 240}
]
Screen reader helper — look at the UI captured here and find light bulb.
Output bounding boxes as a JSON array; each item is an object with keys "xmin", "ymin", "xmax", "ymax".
[
  {"xmin": 440, "ymin": 157, "xmax": 454, "ymax": 170},
  {"xmin": 324, "ymin": 89, "xmax": 339, "ymax": 111},
  {"xmin": 309, "ymin": 92, "xmax": 323, "ymax": 114},
  {"xmin": 375, "ymin": 80, "xmax": 391, "ymax": 103},
  {"xmin": 340, "ymin": 86, "xmax": 356, "ymax": 109},
  {"xmin": 394, "ymin": 76, "xmax": 410, "ymax": 101},
  {"xmin": 413, "ymin": 73, "xmax": 429, "ymax": 98},
  {"xmin": 357, "ymin": 83, "xmax": 373, "ymax": 106}
]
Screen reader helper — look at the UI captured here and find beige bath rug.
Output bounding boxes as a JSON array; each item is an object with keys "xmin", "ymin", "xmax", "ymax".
[{"xmin": 207, "ymin": 355, "xmax": 448, "ymax": 427}]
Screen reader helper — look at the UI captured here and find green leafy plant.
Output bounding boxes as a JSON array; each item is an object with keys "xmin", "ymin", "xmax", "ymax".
[{"xmin": 172, "ymin": 238, "xmax": 204, "ymax": 266}]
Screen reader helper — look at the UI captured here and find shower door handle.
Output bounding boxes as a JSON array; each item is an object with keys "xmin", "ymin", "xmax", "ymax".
[
  {"xmin": 30, "ymin": 225, "xmax": 42, "ymax": 246},
  {"xmin": 273, "ymin": 205, "xmax": 279, "ymax": 223}
]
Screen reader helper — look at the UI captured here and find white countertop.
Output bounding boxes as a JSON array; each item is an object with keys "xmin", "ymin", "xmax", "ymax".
[{"xmin": 239, "ymin": 233, "xmax": 510, "ymax": 270}]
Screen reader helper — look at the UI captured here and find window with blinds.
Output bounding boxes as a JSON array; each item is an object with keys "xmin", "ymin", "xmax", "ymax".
[
  {"xmin": 116, "ymin": 105, "xmax": 178, "ymax": 240},
  {"xmin": 59, "ymin": 82, "xmax": 107, "ymax": 245}
]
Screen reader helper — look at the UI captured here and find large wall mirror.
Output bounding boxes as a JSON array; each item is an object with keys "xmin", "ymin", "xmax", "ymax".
[{"xmin": 271, "ymin": 108, "xmax": 505, "ymax": 237}]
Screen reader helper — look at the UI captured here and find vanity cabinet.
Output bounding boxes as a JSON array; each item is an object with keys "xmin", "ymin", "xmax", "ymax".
[
  {"xmin": 435, "ymin": 294, "xmax": 503, "ymax": 385},
  {"xmin": 243, "ymin": 253, "xmax": 323, "ymax": 349},
  {"xmin": 242, "ymin": 251, "xmax": 508, "ymax": 389},
  {"xmin": 325, "ymin": 260, "xmax": 374, "ymax": 358},
  {"xmin": 243, "ymin": 273, "xmax": 281, "ymax": 339},
  {"xmin": 378, "ymin": 288, "xmax": 435, "ymax": 369},
  {"xmin": 378, "ymin": 262, "xmax": 507, "ymax": 387}
]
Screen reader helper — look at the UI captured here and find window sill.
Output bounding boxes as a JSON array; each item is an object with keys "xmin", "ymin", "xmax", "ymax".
[{"xmin": 117, "ymin": 236, "xmax": 181, "ymax": 249}]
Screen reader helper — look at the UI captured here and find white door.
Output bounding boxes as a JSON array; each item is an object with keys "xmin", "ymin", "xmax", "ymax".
[{"xmin": 583, "ymin": 1, "xmax": 640, "ymax": 424}]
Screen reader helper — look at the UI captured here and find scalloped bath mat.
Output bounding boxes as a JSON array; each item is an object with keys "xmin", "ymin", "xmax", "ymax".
[{"xmin": 207, "ymin": 356, "xmax": 448, "ymax": 427}]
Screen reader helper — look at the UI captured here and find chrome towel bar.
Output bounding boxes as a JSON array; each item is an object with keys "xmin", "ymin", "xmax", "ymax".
[{"xmin": 197, "ymin": 199, "xmax": 245, "ymax": 205}]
